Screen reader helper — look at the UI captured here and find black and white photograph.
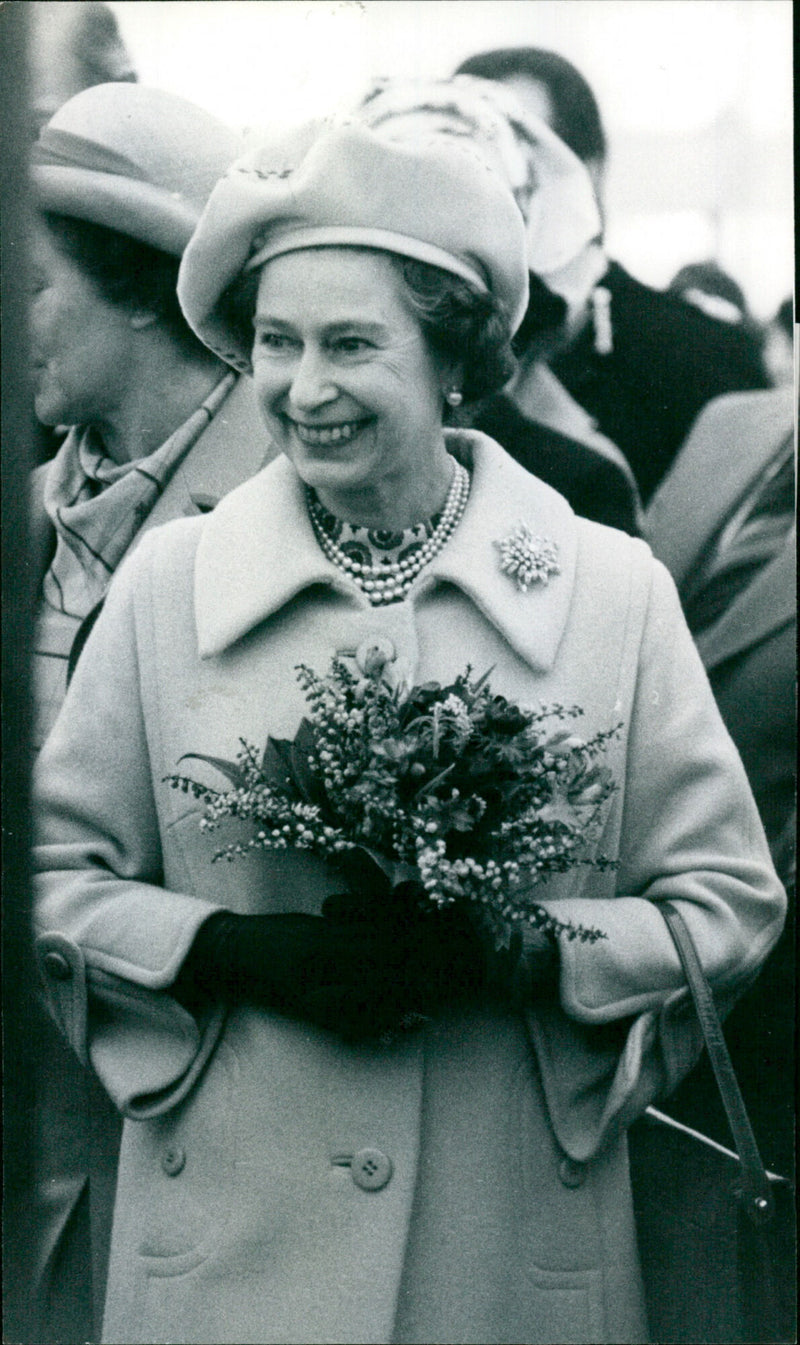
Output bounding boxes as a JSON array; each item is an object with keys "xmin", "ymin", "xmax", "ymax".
[{"xmin": 2, "ymin": 2, "xmax": 795, "ymax": 1342}]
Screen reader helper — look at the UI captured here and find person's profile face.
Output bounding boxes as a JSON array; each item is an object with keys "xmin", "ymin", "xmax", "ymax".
[{"xmin": 28, "ymin": 223, "xmax": 137, "ymax": 431}]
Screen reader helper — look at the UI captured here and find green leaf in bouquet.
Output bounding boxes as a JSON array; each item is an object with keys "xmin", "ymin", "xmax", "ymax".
[
  {"xmin": 290, "ymin": 717, "xmax": 331, "ymax": 810},
  {"xmin": 177, "ymin": 752, "xmax": 247, "ymax": 790},
  {"xmin": 260, "ymin": 735, "xmax": 295, "ymax": 781},
  {"xmin": 334, "ymin": 844, "xmax": 418, "ymax": 898}
]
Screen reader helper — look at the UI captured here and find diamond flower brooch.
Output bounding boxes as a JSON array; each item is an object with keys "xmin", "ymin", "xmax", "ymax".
[{"xmin": 496, "ymin": 523, "xmax": 560, "ymax": 592}]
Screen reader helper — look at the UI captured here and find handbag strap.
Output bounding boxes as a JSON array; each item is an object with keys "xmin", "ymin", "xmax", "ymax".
[{"xmin": 660, "ymin": 901, "xmax": 775, "ymax": 1224}]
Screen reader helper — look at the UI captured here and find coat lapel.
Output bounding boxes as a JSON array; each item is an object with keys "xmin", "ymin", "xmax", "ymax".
[
  {"xmin": 426, "ymin": 430, "xmax": 578, "ymax": 672},
  {"xmin": 195, "ymin": 430, "xmax": 578, "ymax": 673},
  {"xmin": 194, "ymin": 454, "xmax": 357, "ymax": 657}
]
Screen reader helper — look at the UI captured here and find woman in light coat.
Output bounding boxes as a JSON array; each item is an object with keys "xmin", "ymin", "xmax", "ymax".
[
  {"xmin": 27, "ymin": 80, "xmax": 273, "ymax": 1343},
  {"xmin": 30, "ymin": 81, "xmax": 274, "ymax": 751},
  {"xmin": 34, "ymin": 123, "xmax": 785, "ymax": 1345}
]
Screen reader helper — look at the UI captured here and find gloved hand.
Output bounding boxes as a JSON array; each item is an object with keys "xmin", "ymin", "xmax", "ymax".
[
  {"xmin": 170, "ymin": 882, "xmax": 556, "ymax": 1038},
  {"xmin": 391, "ymin": 901, "xmax": 558, "ymax": 1012},
  {"xmin": 172, "ymin": 891, "xmax": 553, "ymax": 1039},
  {"xmin": 172, "ymin": 905, "xmax": 412, "ymax": 1039}
]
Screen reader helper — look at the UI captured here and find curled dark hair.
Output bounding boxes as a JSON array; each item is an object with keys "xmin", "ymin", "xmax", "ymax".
[
  {"xmin": 389, "ymin": 254, "xmax": 516, "ymax": 404},
  {"xmin": 217, "ymin": 265, "xmax": 260, "ymax": 364},
  {"xmin": 455, "ymin": 47, "xmax": 607, "ymax": 168},
  {"xmin": 41, "ymin": 212, "xmax": 207, "ymax": 357}
]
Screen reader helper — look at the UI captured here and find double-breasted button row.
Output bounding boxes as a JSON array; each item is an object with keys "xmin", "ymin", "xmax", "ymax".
[
  {"xmin": 161, "ymin": 1145, "xmax": 186, "ymax": 1176},
  {"xmin": 159, "ymin": 1143, "xmax": 393, "ymax": 1186},
  {"xmin": 332, "ymin": 1148, "xmax": 394, "ymax": 1192},
  {"xmin": 558, "ymin": 1156, "xmax": 587, "ymax": 1188}
]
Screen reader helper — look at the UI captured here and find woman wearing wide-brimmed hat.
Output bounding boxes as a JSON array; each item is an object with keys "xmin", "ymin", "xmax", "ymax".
[
  {"xmin": 34, "ymin": 122, "xmax": 784, "ymax": 1344},
  {"xmin": 30, "ymin": 81, "xmax": 274, "ymax": 751},
  {"xmin": 27, "ymin": 81, "xmax": 274, "ymax": 1343}
]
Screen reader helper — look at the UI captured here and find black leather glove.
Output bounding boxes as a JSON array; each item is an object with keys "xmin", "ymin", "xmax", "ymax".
[
  {"xmin": 173, "ymin": 905, "xmax": 412, "ymax": 1039},
  {"xmin": 394, "ymin": 903, "xmax": 558, "ymax": 1012},
  {"xmin": 173, "ymin": 892, "xmax": 551, "ymax": 1039}
]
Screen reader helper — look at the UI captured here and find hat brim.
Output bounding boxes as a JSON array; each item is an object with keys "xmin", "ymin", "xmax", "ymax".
[
  {"xmin": 32, "ymin": 164, "xmax": 199, "ymax": 257},
  {"xmin": 246, "ymin": 225, "xmax": 489, "ymax": 296}
]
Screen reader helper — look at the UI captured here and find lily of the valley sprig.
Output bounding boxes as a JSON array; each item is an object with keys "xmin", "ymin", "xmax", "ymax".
[{"xmin": 167, "ymin": 661, "xmax": 620, "ymax": 948}]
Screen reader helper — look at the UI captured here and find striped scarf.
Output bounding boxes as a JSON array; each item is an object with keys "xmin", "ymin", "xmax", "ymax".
[
  {"xmin": 34, "ymin": 372, "xmax": 235, "ymax": 750},
  {"xmin": 42, "ymin": 371, "xmax": 235, "ymax": 620}
]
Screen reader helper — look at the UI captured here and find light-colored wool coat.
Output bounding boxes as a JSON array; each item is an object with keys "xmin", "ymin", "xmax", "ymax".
[{"xmin": 34, "ymin": 431, "xmax": 785, "ymax": 1345}]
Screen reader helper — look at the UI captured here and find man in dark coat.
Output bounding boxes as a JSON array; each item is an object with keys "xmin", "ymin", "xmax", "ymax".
[
  {"xmin": 548, "ymin": 258, "xmax": 769, "ymax": 501},
  {"xmin": 645, "ymin": 387, "xmax": 795, "ymax": 1176},
  {"xmin": 455, "ymin": 47, "xmax": 770, "ymax": 502}
]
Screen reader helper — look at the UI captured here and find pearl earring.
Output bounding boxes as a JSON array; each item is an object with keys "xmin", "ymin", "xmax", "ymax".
[{"xmin": 445, "ymin": 388, "xmax": 463, "ymax": 407}]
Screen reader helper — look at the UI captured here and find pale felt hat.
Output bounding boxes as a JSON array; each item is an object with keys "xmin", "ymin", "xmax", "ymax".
[
  {"xmin": 31, "ymin": 82, "xmax": 242, "ymax": 257},
  {"xmin": 177, "ymin": 119, "xmax": 529, "ymax": 373}
]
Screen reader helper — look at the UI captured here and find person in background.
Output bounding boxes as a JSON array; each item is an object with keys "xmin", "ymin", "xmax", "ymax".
[
  {"xmin": 645, "ymin": 385, "xmax": 795, "ymax": 1177},
  {"xmin": 28, "ymin": 81, "xmax": 274, "ymax": 1343},
  {"xmin": 30, "ymin": 82, "xmax": 273, "ymax": 750},
  {"xmin": 668, "ymin": 259, "xmax": 753, "ymax": 328},
  {"xmin": 454, "ymin": 46, "xmax": 770, "ymax": 503},
  {"xmin": 28, "ymin": 1, "xmax": 138, "ymax": 466},
  {"xmin": 33, "ymin": 120, "xmax": 784, "ymax": 1345},
  {"xmin": 668, "ymin": 259, "xmax": 768, "ymax": 366},
  {"xmin": 458, "ymin": 46, "xmax": 608, "ymax": 203},
  {"xmin": 29, "ymin": 1, "xmax": 137, "ymax": 133},
  {"xmin": 356, "ymin": 75, "xmax": 643, "ymax": 534}
]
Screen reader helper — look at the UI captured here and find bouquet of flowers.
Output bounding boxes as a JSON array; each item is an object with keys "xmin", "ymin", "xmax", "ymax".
[{"xmin": 167, "ymin": 659, "xmax": 619, "ymax": 948}]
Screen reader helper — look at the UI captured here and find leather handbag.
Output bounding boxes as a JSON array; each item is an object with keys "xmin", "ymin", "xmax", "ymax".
[{"xmin": 629, "ymin": 902, "xmax": 795, "ymax": 1344}]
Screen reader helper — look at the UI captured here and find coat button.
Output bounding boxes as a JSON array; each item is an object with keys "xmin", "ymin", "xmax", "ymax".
[
  {"xmin": 43, "ymin": 951, "xmax": 72, "ymax": 980},
  {"xmin": 161, "ymin": 1145, "xmax": 186, "ymax": 1177},
  {"xmin": 558, "ymin": 1156, "xmax": 587, "ymax": 1188},
  {"xmin": 351, "ymin": 1148, "xmax": 393, "ymax": 1192},
  {"xmin": 355, "ymin": 638, "xmax": 396, "ymax": 676}
]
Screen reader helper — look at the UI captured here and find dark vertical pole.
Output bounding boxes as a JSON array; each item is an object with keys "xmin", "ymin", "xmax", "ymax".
[{"xmin": 1, "ymin": 4, "xmax": 37, "ymax": 1341}]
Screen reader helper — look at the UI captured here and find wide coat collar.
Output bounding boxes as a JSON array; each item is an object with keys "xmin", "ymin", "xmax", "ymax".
[{"xmin": 195, "ymin": 429, "xmax": 578, "ymax": 673}]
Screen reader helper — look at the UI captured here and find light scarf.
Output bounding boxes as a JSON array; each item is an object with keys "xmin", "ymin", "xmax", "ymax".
[
  {"xmin": 42, "ymin": 370, "xmax": 235, "ymax": 620},
  {"xmin": 34, "ymin": 371, "xmax": 235, "ymax": 749}
]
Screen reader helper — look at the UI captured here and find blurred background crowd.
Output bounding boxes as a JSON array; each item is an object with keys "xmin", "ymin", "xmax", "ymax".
[{"xmin": 2, "ymin": 2, "xmax": 795, "ymax": 1341}]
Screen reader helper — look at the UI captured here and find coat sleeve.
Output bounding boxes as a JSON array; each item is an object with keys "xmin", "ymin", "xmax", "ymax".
[
  {"xmin": 33, "ymin": 534, "xmax": 227, "ymax": 1120},
  {"xmin": 526, "ymin": 554, "xmax": 787, "ymax": 1161}
]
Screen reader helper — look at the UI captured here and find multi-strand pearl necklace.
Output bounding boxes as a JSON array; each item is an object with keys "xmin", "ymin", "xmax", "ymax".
[{"xmin": 307, "ymin": 457, "xmax": 470, "ymax": 606}]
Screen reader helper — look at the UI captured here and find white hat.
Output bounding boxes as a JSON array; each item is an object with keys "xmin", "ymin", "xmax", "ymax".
[
  {"xmin": 32, "ymin": 82, "xmax": 242, "ymax": 257},
  {"xmin": 178, "ymin": 119, "xmax": 529, "ymax": 372}
]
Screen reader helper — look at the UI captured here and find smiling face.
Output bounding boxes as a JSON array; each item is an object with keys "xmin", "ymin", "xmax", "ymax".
[
  {"xmin": 251, "ymin": 247, "xmax": 454, "ymax": 526},
  {"xmin": 29, "ymin": 222, "xmax": 137, "ymax": 429}
]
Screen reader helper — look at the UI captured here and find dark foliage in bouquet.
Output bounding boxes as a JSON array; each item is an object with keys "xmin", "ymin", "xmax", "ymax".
[{"xmin": 167, "ymin": 659, "xmax": 619, "ymax": 947}]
